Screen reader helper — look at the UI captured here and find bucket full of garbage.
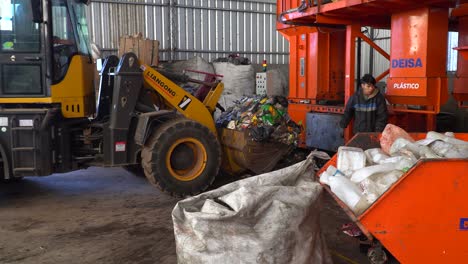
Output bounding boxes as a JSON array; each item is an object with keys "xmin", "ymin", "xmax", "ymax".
[{"xmin": 216, "ymin": 95, "xmax": 302, "ymax": 175}]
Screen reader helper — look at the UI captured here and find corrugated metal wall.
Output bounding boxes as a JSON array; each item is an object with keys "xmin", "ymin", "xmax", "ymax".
[
  {"xmin": 86, "ymin": 0, "xmax": 289, "ymax": 63},
  {"xmin": 447, "ymin": 32, "xmax": 459, "ymax": 72},
  {"xmin": 359, "ymin": 28, "xmax": 391, "ymax": 82}
]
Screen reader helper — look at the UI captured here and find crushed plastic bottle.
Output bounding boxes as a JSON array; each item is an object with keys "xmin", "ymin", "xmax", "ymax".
[
  {"xmin": 319, "ymin": 165, "xmax": 346, "ymax": 185},
  {"xmin": 360, "ymin": 170, "xmax": 404, "ymax": 204},
  {"xmin": 429, "ymin": 140, "xmax": 468, "ymax": 158},
  {"xmin": 427, "ymin": 131, "xmax": 468, "ymax": 146},
  {"xmin": 390, "ymin": 138, "xmax": 441, "ymax": 159},
  {"xmin": 350, "ymin": 163, "xmax": 397, "ymax": 183},
  {"xmin": 337, "ymin": 146, "xmax": 366, "ymax": 176},
  {"xmin": 360, "ymin": 178, "xmax": 383, "ymax": 204},
  {"xmin": 329, "ymin": 175, "xmax": 370, "ymax": 214},
  {"xmin": 371, "ymin": 170, "xmax": 404, "ymax": 188},
  {"xmin": 364, "ymin": 148, "xmax": 390, "ymax": 165}
]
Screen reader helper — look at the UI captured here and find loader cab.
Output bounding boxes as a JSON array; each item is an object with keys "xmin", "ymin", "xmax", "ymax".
[
  {"xmin": 0, "ymin": 0, "xmax": 94, "ymax": 117},
  {"xmin": 50, "ymin": 0, "xmax": 91, "ymax": 82}
]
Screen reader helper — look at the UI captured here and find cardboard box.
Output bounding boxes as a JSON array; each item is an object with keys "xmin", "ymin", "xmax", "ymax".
[{"xmin": 118, "ymin": 33, "xmax": 159, "ymax": 66}]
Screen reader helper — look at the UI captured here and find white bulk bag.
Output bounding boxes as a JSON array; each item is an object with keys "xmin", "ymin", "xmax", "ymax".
[{"xmin": 172, "ymin": 153, "xmax": 332, "ymax": 264}]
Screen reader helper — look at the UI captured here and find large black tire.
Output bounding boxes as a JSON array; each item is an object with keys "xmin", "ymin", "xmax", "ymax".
[{"xmin": 141, "ymin": 118, "xmax": 221, "ymax": 197}]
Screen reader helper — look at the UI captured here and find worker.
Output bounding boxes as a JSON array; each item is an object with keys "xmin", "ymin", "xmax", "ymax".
[{"xmin": 340, "ymin": 74, "xmax": 388, "ymax": 133}]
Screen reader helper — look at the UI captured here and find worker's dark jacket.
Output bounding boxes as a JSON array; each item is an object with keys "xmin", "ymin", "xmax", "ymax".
[{"xmin": 340, "ymin": 89, "xmax": 388, "ymax": 133}]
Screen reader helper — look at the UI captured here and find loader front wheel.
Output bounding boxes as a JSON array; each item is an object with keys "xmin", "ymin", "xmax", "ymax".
[{"xmin": 141, "ymin": 118, "xmax": 221, "ymax": 197}]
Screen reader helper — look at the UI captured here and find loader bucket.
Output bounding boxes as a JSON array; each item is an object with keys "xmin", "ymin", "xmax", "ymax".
[{"xmin": 219, "ymin": 128, "xmax": 292, "ymax": 176}]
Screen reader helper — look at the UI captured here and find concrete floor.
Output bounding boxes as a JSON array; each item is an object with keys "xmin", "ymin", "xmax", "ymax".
[{"xmin": 0, "ymin": 167, "xmax": 371, "ymax": 264}]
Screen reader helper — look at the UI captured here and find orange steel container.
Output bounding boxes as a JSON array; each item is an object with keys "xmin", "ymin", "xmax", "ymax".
[{"xmin": 318, "ymin": 132, "xmax": 468, "ymax": 263}]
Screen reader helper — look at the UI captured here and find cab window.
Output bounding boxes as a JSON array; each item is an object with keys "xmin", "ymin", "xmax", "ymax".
[
  {"xmin": 52, "ymin": 0, "xmax": 77, "ymax": 82},
  {"xmin": 0, "ymin": 0, "xmax": 40, "ymax": 52},
  {"xmin": 70, "ymin": 0, "xmax": 90, "ymax": 56}
]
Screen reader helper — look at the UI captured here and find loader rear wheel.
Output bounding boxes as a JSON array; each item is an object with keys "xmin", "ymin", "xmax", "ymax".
[{"xmin": 141, "ymin": 118, "xmax": 221, "ymax": 197}]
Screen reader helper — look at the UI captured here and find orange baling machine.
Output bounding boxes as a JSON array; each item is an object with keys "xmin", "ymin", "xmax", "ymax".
[
  {"xmin": 277, "ymin": 1, "xmax": 468, "ymax": 261},
  {"xmin": 277, "ymin": 0, "xmax": 467, "ymax": 151},
  {"xmin": 317, "ymin": 133, "xmax": 468, "ymax": 263}
]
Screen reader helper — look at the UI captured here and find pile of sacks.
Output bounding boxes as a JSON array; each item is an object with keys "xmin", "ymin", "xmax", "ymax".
[
  {"xmin": 215, "ymin": 95, "xmax": 301, "ymax": 145},
  {"xmin": 320, "ymin": 124, "xmax": 468, "ymax": 215}
]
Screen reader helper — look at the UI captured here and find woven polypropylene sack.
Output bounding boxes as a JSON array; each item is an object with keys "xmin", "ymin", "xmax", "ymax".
[
  {"xmin": 213, "ymin": 62, "xmax": 255, "ymax": 96},
  {"xmin": 172, "ymin": 153, "xmax": 332, "ymax": 264}
]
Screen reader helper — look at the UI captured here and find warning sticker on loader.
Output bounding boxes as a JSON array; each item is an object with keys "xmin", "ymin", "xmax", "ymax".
[
  {"xmin": 115, "ymin": 141, "xmax": 126, "ymax": 152},
  {"xmin": 178, "ymin": 96, "xmax": 192, "ymax": 111}
]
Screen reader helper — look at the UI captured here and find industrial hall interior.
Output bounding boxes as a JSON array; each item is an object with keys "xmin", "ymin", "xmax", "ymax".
[{"xmin": 0, "ymin": 0, "xmax": 467, "ymax": 263}]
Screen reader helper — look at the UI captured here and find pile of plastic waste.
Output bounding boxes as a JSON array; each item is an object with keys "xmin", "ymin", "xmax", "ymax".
[
  {"xmin": 213, "ymin": 54, "xmax": 251, "ymax": 65},
  {"xmin": 216, "ymin": 95, "xmax": 301, "ymax": 145},
  {"xmin": 319, "ymin": 124, "xmax": 468, "ymax": 215}
]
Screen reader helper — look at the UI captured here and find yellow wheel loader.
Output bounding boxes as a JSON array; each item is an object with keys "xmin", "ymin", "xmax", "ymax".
[{"xmin": 0, "ymin": 0, "xmax": 290, "ymax": 196}]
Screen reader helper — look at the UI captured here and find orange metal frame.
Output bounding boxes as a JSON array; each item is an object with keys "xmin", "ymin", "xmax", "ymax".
[{"xmin": 277, "ymin": 0, "xmax": 464, "ymax": 145}]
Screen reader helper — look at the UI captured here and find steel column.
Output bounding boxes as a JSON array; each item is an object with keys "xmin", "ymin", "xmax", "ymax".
[{"xmin": 344, "ymin": 24, "xmax": 360, "ymax": 142}]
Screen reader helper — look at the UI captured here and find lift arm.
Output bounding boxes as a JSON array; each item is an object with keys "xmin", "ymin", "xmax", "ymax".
[{"xmin": 140, "ymin": 64, "xmax": 223, "ymax": 134}]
